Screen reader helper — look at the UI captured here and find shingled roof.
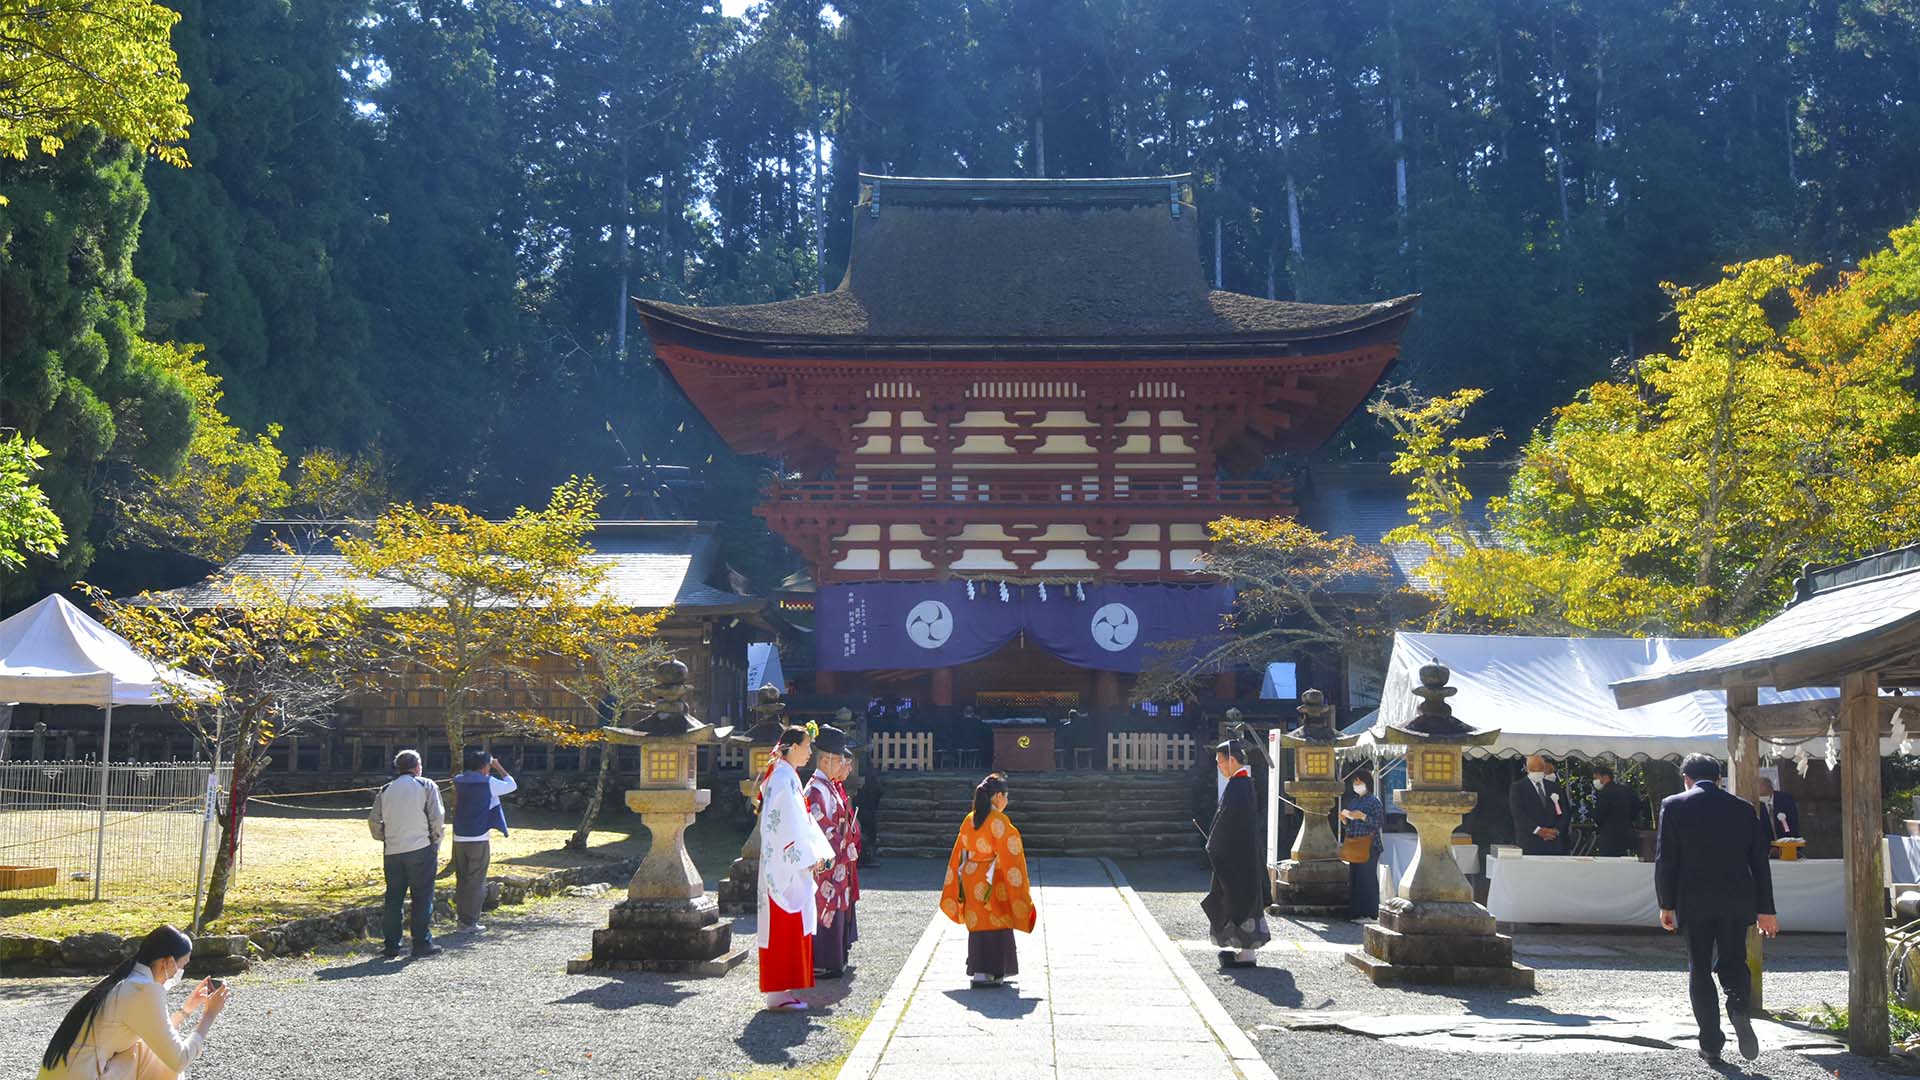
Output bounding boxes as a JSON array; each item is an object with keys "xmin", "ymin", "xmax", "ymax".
[
  {"xmin": 155, "ymin": 520, "xmax": 763, "ymax": 615},
  {"xmin": 634, "ymin": 175, "xmax": 1418, "ymax": 349}
]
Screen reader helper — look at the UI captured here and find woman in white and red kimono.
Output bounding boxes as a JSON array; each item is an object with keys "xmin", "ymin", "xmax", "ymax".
[
  {"xmin": 805, "ymin": 724, "xmax": 861, "ymax": 978},
  {"xmin": 757, "ymin": 725, "xmax": 836, "ymax": 1011}
]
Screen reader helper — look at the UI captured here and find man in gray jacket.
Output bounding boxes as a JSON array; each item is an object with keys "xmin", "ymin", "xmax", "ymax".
[{"xmin": 370, "ymin": 749, "xmax": 445, "ymax": 958}]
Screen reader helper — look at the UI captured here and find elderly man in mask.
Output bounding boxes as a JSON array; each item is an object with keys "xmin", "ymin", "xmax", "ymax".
[{"xmin": 1508, "ymin": 754, "xmax": 1572, "ymax": 855}]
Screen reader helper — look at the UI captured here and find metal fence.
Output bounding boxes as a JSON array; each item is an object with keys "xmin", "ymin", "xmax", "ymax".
[{"xmin": 0, "ymin": 761, "xmax": 228, "ymax": 902}]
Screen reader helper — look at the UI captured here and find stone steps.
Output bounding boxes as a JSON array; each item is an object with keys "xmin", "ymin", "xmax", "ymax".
[{"xmin": 874, "ymin": 769, "xmax": 1204, "ymax": 858}]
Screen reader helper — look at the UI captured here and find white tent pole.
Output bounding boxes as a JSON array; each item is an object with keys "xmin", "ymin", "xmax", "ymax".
[
  {"xmin": 93, "ymin": 678, "xmax": 114, "ymax": 901},
  {"xmin": 190, "ymin": 709, "xmax": 223, "ymax": 934}
]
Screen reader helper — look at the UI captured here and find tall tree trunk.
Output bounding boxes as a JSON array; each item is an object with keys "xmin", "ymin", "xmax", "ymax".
[
  {"xmin": 1389, "ymin": 0, "xmax": 1408, "ymax": 254},
  {"xmin": 199, "ymin": 743, "xmax": 256, "ymax": 926},
  {"xmin": 1033, "ymin": 68, "xmax": 1047, "ymax": 177},
  {"xmin": 1214, "ymin": 167, "xmax": 1225, "ymax": 287},
  {"xmin": 812, "ymin": 122, "xmax": 826, "ymax": 293},
  {"xmin": 568, "ymin": 737, "xmax": 617, "ymax": 850},
  {"xmin": 613, "ymin": 136, "xmax": 630, "ymax": 363}
]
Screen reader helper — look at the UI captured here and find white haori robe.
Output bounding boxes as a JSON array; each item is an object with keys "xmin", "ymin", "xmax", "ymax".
[{"xmin": 757, "ymin": 758, "xmax": 836, "ymax": 948}]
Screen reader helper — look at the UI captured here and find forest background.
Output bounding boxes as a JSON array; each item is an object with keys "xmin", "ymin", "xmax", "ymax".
[{"xmin": 4, "ymin": 0, "xmax": 1919, "ymax": 607}]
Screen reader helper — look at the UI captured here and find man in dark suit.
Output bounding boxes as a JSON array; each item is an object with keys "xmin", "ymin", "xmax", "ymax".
[
  {"xmin": 1757, "ymin": 777, "xmax": 1800, "ymax": 844},
  {"xmin": 1508, "ymin": 754, "xmax": 1572, "ymax": 855},
  {"xmin": 1591, "ymin": 764, "xmax": 1641, "ymax": 857},
  {"xmin": 1655, "ymin": 753, "xmax": 1778, "ymax": 1063}
]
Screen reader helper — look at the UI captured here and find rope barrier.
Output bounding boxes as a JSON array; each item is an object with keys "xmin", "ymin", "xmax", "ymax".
[{"xmin": 0, "ymin": 794, "xmax": 204, "ymax": 851}]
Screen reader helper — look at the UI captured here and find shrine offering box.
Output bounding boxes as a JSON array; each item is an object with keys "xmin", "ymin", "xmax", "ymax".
[{"xmin": 992, "ymin": 726, "xmax": 1055, "ymax": 772}]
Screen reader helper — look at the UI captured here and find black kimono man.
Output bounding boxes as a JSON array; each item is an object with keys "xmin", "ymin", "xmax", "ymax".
[
  {"xmin": 1202, "ymin": 734, "xmax": 1272, "ymax": 969},
  {"xmin": 1591, "ymin": 764, "xmax": 1641, "ymax": 857}
]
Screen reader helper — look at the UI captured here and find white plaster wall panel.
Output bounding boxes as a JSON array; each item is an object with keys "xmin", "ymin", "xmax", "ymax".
[
  {"xmin": 1115, "ymin": 550, "xmax": 1162, "ymax": 570},
  {"xmin": 954, "ymin": 549, "xmax": 1018, "ymax": 570},
  {"xmin": 835, "ymin": 550, "xmax": 881, "ymax": 570},
  {"xmin": 1032, "ymin": 551, "xmax": 1101, "ymax": 570},
  {"xmin": 836, "ymin": 525, "xmax": 882, "ymax": 542}
]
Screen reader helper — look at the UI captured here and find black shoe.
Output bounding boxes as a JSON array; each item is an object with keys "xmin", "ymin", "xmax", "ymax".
[
  {"xmin": 381, "ymin": 945, "xmax": 404, "ymax": 959},
  {"xmin": 816, "ymin": 967, "xmax": 845, "ymax": 979},
  {"xmin": 411, "ymin": 943, "xmax": 443, "ymax": 958},
  {"xmin": 1729, "ymin": 1010, "xmax": 1759, "ymax": 1061},
  {"xmin": 1699, "ymin": 1047, "xmax": 1723, "ymax": 1065}
]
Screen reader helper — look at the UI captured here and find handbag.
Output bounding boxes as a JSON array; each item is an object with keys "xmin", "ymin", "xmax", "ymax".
[{"xmin": 1339, "ymin": 833, "xmax": 1373, "ymax": 864}]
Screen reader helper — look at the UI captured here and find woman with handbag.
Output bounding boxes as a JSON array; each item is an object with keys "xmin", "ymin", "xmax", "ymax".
[{"xmin": 1339, "ymin": 770, "xmax": 1385, "ymax": 922}]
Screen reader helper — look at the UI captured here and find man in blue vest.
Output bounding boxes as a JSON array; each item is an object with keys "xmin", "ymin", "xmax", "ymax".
[{"xmin": 451, "ymin": 748, "xmax": 517, "ymax": 933}]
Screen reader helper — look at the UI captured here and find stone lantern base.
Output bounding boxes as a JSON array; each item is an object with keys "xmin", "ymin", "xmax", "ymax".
[
  {"xmin": 569, "ymin": 894, "xmax": 749, "ymax": 976},
  {"xmin": 1268, "ymin": 858, "xmax": 1352, "ymax": 916},
  {"xmin": 1345, "ymin": 897, "xmax": 1534, "ymax": 990},
  {"xmin": 717, "ymin": 857, "xmax": 758, "ymax": 916}
]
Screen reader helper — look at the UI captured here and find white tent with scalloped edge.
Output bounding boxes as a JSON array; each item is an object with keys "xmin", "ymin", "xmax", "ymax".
[
  {"xmin": 0, "ymin": 594, "xmax": 217, "ymax": 706},
  {"xmin": 1354, "ymin": 631, "xmax": 1835, "ymax": 761}
]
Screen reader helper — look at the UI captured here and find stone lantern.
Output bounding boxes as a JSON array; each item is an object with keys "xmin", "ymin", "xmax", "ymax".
[
  {"xmin": 1347, "ymin": 661, "xmax": 1533, "ymax": 989},
  {"xmin": 571, "ymin": 659, "xmax": 748, "ymax": 976},
  {"xmin": 1270, "ymin": 689, "xmax": 1359, "ymax": 914},
  {"xmin": 718, "ymin": 683, "xmax": 788, "ymax": 914}
]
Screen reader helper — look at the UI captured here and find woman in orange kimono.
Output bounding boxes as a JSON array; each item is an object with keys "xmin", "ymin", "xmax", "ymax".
[{"xmin": 940, "ymin": 773, "xmax": 1036, "ymax": 986}]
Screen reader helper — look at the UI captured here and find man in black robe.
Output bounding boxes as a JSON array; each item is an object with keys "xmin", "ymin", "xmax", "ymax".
[
  {"xmin": 1202, "ymin": 737, "xmax": 1271, "ymax": 969},
  {"xmin": 1591, "ymin": 764, "xmax": 1641, "ymax": 857}
]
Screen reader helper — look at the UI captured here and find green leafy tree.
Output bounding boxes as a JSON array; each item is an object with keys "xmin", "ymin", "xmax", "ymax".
[
  {"xmin": 0, "ymin": 0, "xmax": 191, "ymax": 165},
  {"xmin": 108, "ymin": 340, "xmax": 290, "ymax": 563},
  {"xmin": 1385, "ymin": 217, "xmax": 1920, "ymax": 634},
  {"xmin": 86, "ymin": 571, "xmax": 369, "ymax": 927},
  {"xmin": 0, "ymin": 127, "xmax": 194, "ymax": 600},
  {"xmin": 334, "ymin": 477, "xmax": 632, "ymax": 762},
  {"xmin": 0, "ymin": 432, "xmax": 66, "ymax": 570}
]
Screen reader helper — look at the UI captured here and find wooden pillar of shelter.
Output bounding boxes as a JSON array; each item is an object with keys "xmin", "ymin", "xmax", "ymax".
[
  {"xmin": 930, "ymin": 668, "xmax": 955, "ymax": 708},
  {"xmin": 1843, "ymin": 669, "xmax": 1889, "ymax": 1058},
  {"xmin": 1726, "ymin": 685, "xmax": 1764, "ymax": 1013},
  {"xmin": 1095, "ymin": 670, "xmax": 1122, "ymax": 709},
  {"xmin": 816, "ymin": 671, "xmax": 837, "ymax": 696}
]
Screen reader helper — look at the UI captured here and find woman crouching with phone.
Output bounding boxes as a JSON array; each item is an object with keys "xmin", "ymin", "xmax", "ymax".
[{"xmin": 38, "ymin": 924, "xmax": 231, "ymax": 1079}]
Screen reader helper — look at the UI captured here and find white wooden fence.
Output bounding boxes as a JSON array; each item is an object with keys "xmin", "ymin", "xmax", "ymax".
[
  {"xmin": 1106, "ymin": 732, "xmax": 1196, "ymax": 772},
  {"xmin": 867, "ymin": 732, "xmax": 934, "ymax": 771}
]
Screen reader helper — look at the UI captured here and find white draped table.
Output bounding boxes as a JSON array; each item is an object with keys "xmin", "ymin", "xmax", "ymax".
[
  {"xmin": 1380, "ymin": 833, "xmax": 1481, "ymax": 900},
  {"xmin": 1484, "ymin": 851, "xmax": 1846, "ymax": 932}
]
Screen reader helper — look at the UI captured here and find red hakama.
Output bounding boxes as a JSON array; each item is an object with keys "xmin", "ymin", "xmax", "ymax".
[{"xmin": 758, "ymin": 900, "xmax": 815, "ymax": 992}]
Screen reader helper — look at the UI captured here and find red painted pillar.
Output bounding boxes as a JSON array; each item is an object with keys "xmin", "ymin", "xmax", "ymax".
[
  {"xmin": 816, "ymin": 671, "xmax": 838, "ymax": 695},
  {"xmin": 1095, "ymin": 670, "xmax": 1122, "ymax": 708},
  {"xmin": 930, "ymin": 667, "xmax": 954, "ymax": 708}
]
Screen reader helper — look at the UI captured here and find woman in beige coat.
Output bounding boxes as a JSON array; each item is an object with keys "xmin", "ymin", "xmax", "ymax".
[{"xmin": 37, "ymin": 925, "xmax": 231, "ymax": 1079}]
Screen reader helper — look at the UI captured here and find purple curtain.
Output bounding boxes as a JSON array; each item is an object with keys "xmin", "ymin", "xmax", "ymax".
[{"xmin": 815, "ymin": 582, "xmax": 1234, "ymax": 673}]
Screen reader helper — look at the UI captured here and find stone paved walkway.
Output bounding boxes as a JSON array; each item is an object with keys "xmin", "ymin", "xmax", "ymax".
[{"xmin": 838, "ymin": 858, "xmax": 1276, "ymax": 1080}]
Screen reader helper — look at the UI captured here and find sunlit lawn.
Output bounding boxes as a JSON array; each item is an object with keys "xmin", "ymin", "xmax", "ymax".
[{"xmin": 0, "ymin": 803, "xmax": 748, "ymax": 941}]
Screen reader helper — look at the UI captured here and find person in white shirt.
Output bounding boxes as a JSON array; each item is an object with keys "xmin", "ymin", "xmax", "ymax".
[
  {"xmin": 451, "ymin": 747, "xmax": 518, "ymax": 932},
  {"xmin": 369, "ymin": 748, "xmax": 445, "ymax": 958},
  {"xmin": 38, "ymin": 924, "xmax": 230, "ymax": 1080}
]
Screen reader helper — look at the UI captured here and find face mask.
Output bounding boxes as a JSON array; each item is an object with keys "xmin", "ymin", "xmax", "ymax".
[
  {"xmin": 1545, "ymin": 773, "xmax": 1557, "ymax": 783},
  {"xmin": 162, "ymin": 966, "xmax": 183, "ymax": 990},
  {"xmin": 1594, "ymin": 779, "xmax": 1607, "ymax": 789},
  {"xmin": 1527, "ymin": 770, "xmax": 1545, "ymax": 782},
  {"xmin": 1352, "ymin": 784, "xmax": 1367, "ymax": 796}
]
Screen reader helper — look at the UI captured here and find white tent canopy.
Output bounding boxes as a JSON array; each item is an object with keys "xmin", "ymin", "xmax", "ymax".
[
  {"xmin": 747, "ymin": 642, "xmax": 786, "ymax": 695},
  {"xmin": 1355, "ymin": 631, "xmax": 1835, "ymax": 761},
  {"xmin": 0, "ymin": 594, "xmax": 217, "ymax": 706}
]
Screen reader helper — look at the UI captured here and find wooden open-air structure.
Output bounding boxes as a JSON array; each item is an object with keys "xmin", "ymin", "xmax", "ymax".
[{"xmin": 1613, "ymin": 543, "xmax": 1920, "ymax": 1058}]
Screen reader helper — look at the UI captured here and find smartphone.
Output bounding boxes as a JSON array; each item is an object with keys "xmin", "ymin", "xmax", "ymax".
[{"xmin": 208, "ymin": 978, "xmax": 226, "ymax": 991}]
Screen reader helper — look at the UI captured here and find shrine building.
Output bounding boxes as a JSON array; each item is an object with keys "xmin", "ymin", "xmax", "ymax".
[{"xmin": 636, "ymin": 174, "xmax": 1416, "ymax": 774}]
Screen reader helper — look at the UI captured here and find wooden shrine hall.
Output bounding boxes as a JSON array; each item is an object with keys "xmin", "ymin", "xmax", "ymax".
[{"xmin": 635, "ymin": 174, "xmax": 1418, "ymax": 773}]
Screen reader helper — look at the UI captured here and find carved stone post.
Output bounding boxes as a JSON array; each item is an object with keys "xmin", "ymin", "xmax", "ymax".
[
  {"xmin": 571, "ymin": 660, "xmax": 749, "ymax": 976},
  {"xmin": 1270, "ymin": 689, "xmax": 1358, "ymax": 915},
  {"xmin": 1347, "ymin": 662, "xmax": 1533, "ymax": 989}
]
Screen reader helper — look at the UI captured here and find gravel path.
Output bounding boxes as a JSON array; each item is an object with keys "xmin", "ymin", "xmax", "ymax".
[
  {"xmin": 0, "ymin": 860, "xmax": 948, "ymax": 1080},
  {"xmin": 1117, "ymin": 857, "xmax": 1907, "ymax": 1080}
]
